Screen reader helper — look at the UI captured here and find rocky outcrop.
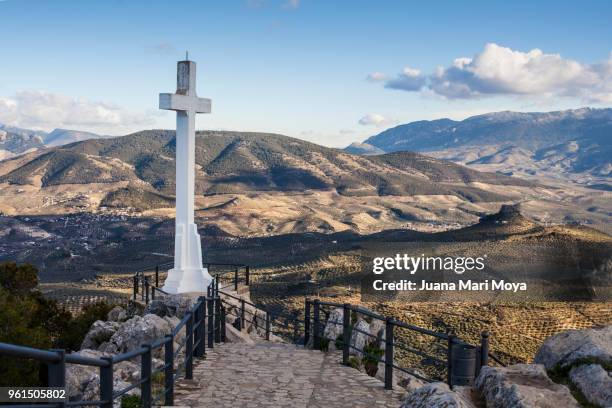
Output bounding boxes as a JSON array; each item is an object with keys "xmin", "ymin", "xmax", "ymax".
[
  {"xmin": 569, "ymin": 363, "xmax": 612, "ymax": 407},
  {"xmin": 144, "ymin": 294, "xmax": 197, "ymax": 318},
  {"xmin": 66, "ymin": 349, "xmax": 106, "ymax": 401},
  {"xmin": 323, "ymin": 308, "xmax": 344, "ymax": 347},
  {"xmin": 400, "ymin": 382, "xmax": 476, "ymax": 408},
  {"xmin": 349, "ymin": 318, "xmax": 372, "ymax": 358},
  {"xmin": 107, "ymin": 306, "xmax": 128, "ymax": 322},
  {"xmin": 534, "ymin": 325, "xmax": 612, "ymax": 370},
  {"xmin": 80, "ymin": 320, "xmax": 120, "ymax": 350},
  {"xmin": 99, "ymin": 314, "xmax": 176, "ymax": 358},
  {"xmin": 476, "ymin": 364, "xmax": 579, "ymax": 408}
]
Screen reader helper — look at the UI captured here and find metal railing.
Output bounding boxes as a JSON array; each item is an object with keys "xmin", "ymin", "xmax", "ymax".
[
  {"xmin": 0, "ymin": 282, "xmax": 225, "ymax": 408},
  {"xmin": 1, "ymin": 260, "xmax": 505, "ymax": 405},
  {"xmin": 304, "ymin": 299, "xmax": 503, "ymax": 389}
]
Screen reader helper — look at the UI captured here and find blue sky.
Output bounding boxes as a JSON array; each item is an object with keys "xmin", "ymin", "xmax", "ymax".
[{"xmin": 0, "ymin": 0, "xmax": 610, "ymax": 146}]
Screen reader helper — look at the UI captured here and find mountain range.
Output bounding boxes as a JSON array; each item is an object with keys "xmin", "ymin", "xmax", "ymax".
[
  {"xmin": 0, "ymin": 130, "xmax": 530, "ymax": 201},
  {"xmin": 348, "ymin": 108, "xmax": 612, "ymax": 183},
  {"xmin": 0, "ymin": 123, "xmax": 102, "ymax": 160}
]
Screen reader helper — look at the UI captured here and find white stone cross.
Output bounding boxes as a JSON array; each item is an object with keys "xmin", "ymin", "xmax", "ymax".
[{"xmin": 159, "ymin": 59, "xmax": 213, "ymax": 294}]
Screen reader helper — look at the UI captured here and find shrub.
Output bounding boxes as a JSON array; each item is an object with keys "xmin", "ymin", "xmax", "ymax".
[
  {"xmin": 121, "ymin": 394, "xmax": 142, "ymax": 408},
  {"xmin": 55, "ymin": 301, "xmax": 116, "ymax": 351},
  {"xmin": 348, "ymin": 356, "xmax": 361, "ymax": 370},
  {"xmin": 362, "ymin": 343, "xmax": 384, "ymax": 377},
  {"xmin": 0, "ymin": 262, "xmax": 116, "ymax": 385},
  {"xmin": 319, "ymin": 338, "xmax": 330, "ymax": 352}
]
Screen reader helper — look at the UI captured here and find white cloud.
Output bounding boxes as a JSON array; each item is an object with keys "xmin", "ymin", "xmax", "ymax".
[
  {"xmin": 0, "ymin": 90, "xmax": 157, "ymax": 133},
  {"xmin": 384, "ymin": 66, "xmax": 427, "ymax": 91},
  {"xmin": 367, "ymin": 72, "xmax": 388, "ymax": 82},
  {"xmin": 358, "ymin": 113, "xmax": 396, "ymax": 127},
  {"xmin": 378, "ymin": 43, "xmax": 612, "ymax": 103}
]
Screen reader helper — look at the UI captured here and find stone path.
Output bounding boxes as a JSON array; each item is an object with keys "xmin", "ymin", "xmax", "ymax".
[{"xmin": 172, "ymin": 342, "xmax": 404, "ymax": 407}]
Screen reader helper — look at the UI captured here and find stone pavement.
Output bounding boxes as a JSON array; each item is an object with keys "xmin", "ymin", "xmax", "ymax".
[{"xmin": 172, "ymin": 342, "xmax": 404, "ymax": 407}]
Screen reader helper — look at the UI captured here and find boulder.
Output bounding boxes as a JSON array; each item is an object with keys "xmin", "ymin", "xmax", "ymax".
[
  {"xmin": 80, "ymin": 320, "xmax": 120, "ymax": 350},
  {"xmin": 375, "ymin": 363, "xmax": 425, "ymax": 392},
  {"xmin": 101, "ymin": 314, "xmax": 174, "ymax": 358},
  {"xmin": 144, "ymin": 294, "xmax": 196, "ymax": 318},
  {"xmin": 569, "ymin": 363, "xmax": 612, "ymax": 407},
  {"xmin": 65, "ymin": 349, "xmax": 108, "ymax": 400},
  {"xmin": 82, "ymin": 376, "xmax": 137, "ymax": 408},
  {"xmin": 107, "ymin": 306, "xmax": 128, "ymax": 322},
  {"xmin": 369, "ymin": 318, "xmax": 386, "ymax": 349},
  {"xmin": 349, "ymin": 318, "xmax": 372, "ymax": 357},
  {"xmin": 323, "ymin": 308, "xmax": 344, "ymax": 347},
  {"xmin": 400, "ymin": 382, "xmax": 476, "ymax": 408},
  {"xmin": 534, "ymin": 325, "xmax": 612, "ymax": 369},
  {"xmin": 476, "ymin": 364, "xmax": 580, "ymax": 408}
]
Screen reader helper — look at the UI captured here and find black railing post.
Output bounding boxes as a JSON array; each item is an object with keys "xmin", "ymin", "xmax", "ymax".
[
  {"xmin": 304, "ymin": 300, "xmax": 311, "ymax": 346},
  {"xmin": 195, "ymin": 297, "xmax": 205, "ymax": 357},
  {"xmin": 215, "ymin": 275, "xmax": 219, "ymax": 297},
  {"xmin": 133, "ymin": 275, "xmax": 138, "ymax": 301},
  {"xmin": 342, "ymin": 304, "xmax": 351, "ymax": 365},
  {"xmin": 144, "ymin": 276, "xmax": 149, "ymax": 304},
  {"xmin": 141, "ymin": 344, "xmax": 152, "ymax": 408},
  {"xmin": 245, "ymin": 265, "xmax": 250, "ymax": 286},
  {"xmin": 313, "ymin": 299, "xmax": 320, "ymax": 350},
  {"xmin": 164, "ymin": 335, "xmax": 174, "ymax": 406},
  {"xmin": 215, "ymin": 297, "xmax": 221, "ymax": 343},
  {"xmin": 47, "ymin": 349, "xmax": 65, "ymax": 385},
  {"xmin": 234, "ymin": 267, "xmax": 239, "ymax": 291},
  {"xmin": 447, "ymin": 334, "xmax": 455, "ymax": 386},
  {"xmin": 265, "ymin": 312, "xmax": 271, "ymax": 341},
  {"xmin": 100, "ymin": 357, "xmax": 113, "ymax": 408},
  {"xmin": 221, "ymin": 306, "xmax": 227, "ymax": 342},
  {"xmin": 48, "ymin": 349, "xmax": 65, "ymax": 407},
  {"xmin": 155, "ymin": 265, "xmax": 159, "ymax": 287},
  {"xmin": 141, "ymin": 275, "xmax": 145, "ymax": 301},
  {"xmin": 480, "ymin": 331, "xmax": 489, "ymax": 371},
  {"xmin": 240, "ymin": 298, "xmax": 246, "ymax": 329},
  {"xmin": 186, "ymin": 312, "xmax": 194, "ymax": 379},
  {"xmin": 293, "ymin": 321, "xmax": 299, "ymax": 343},
  {"xmin": 207, "ymin": 297, "xmax": 214, "ymax": 348},
  {"xmin": 384, "ymin": 318, "xmax": 394, "ymax": 390}
]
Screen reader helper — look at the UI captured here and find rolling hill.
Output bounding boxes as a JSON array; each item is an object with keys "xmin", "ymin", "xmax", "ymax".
[{"xmin": 0, "ymin": 130, "xmax": 531, "ymax": 203}]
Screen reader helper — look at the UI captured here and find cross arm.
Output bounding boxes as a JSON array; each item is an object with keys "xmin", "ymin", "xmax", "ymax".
[{"xmin": 159, "ymin": 93, "xmax": 211, "ymax": 113}]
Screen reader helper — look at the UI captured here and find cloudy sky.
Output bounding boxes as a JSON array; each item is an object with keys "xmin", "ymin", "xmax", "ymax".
[{"xmin": 0, "ymin": 0, "xmax": 610, "ymax": 146}]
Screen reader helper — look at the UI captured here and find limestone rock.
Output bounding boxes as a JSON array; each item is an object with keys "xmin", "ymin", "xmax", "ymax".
[
  {"xmin": 401, "ymin": 382, "xmax": 475, "ymax": 408},
  {"xmin": 375, "ymin": 363, "xmax": 425, "ymax": 392},
  {"xmin": 349, "ymin": 318, "xmax": 372, "ymax": 357},
  {"xmin": 569, "ymin": 363, "xmax": 612, "ymax": 407},
  {"xmin": 82, "ymin": 376, "xmax": 137, "ymax": 408},
  {"xmin": 369, "ymin": 318, "xmax": 386, "ymax": 349},
  {"xmin": 144, "ymin": 294, "xmax": 196, "ymax": 318},
  {"xmin": 476, "ymin": 364, "xmax": 580, "ymax": 408},
  {"xmin": 80, "ymin": 320, "xmax": 120, "ymax": 350},
  {"xmin": 66, "ymin": 349, "xmax": 108, "ymax": 400},
  {"xmin": 102, "ymin": 314, "xmax": 174, "ymax": 358},
  {"xmin": 323, "ymin": 308, "xmax": 344, "ymax": 346},
  {"xmin": 534, "ymin": 325, "xmax": 612, "ymax": 369},
  {"xmin": 107, "ymin": 306, "xmax": 128, "ymax": 322}
]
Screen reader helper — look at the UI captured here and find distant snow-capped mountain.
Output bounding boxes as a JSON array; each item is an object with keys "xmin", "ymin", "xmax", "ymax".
[
  {"xmin": 347, "ymin": 108, "xmax": 612, "ymax": 182},
  {"xmin": 0, "ymin": 124, "xmax": 102, "ymax": 160}
]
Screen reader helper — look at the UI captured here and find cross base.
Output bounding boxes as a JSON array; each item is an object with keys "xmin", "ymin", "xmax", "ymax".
[
  {"xmin": 162, "ymin": 223, "xmax": 213, "ymax": 294},
  {"xmin": 162, "ymin": 266, "xmax": 212, "ymax": 294}
]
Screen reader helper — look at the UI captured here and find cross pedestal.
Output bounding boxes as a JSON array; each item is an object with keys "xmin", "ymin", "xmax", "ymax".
[{"xmin": 159, "ymin": 60, "xmax": 212, "ymax": 294}]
